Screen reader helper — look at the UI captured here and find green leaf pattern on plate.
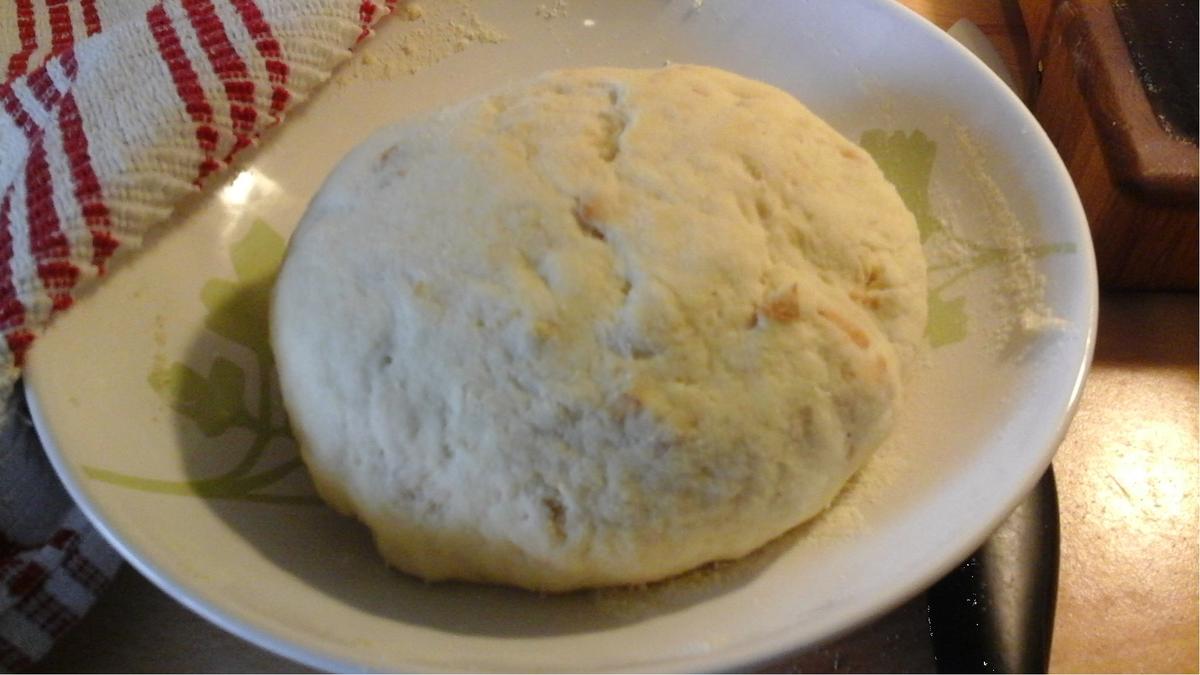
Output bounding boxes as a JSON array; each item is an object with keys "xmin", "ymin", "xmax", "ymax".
[
  {"xmin": 200, "ymin": 220, "xmax": 283, "ymax": 363},
  {"xmin": 860, "ymin": 129, "xmax": 1073, "ymax": 347},
  {"xmin": 925, "ymin": 291, "xmax": 968, "ymax": 349},
  {"xmin": 84, "ymin": 220, "xmax": 318, "ymax": 505},
  {"xmin": 860, "ymin": 129, "xmax": 944, "ymax": 243},
  {"xmin": 148, "ymin": 356, "xmax": 251, "ymax": 438}
]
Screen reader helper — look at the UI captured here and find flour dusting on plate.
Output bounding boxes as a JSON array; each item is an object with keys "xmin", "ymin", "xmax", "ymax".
[{"xmin": 336, "ymin": 0, "xmax": 506, "ymax": 84}]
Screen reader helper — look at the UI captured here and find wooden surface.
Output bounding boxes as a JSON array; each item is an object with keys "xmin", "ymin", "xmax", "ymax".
[
  {"xmin": 1050, "ymin": 293, "xmax": 1199, "ymax": 673},
  {"xmin": 33, "ymin": 2, "xmax": 1200, "ymax": 673},
  {"xmin": 1029, "ymin": 0, "xmax": 1198, "ymax": 290}
]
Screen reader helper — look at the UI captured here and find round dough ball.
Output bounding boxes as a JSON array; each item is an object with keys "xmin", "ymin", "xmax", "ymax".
[{"xmin": 271, "ymin": 65, "xmax": 927, "ymax": 592}]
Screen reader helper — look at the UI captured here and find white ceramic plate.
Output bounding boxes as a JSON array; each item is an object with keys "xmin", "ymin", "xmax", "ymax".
[{"xmin": 26, "ymin": 1, "xmax": 1097, "ymax": 671}]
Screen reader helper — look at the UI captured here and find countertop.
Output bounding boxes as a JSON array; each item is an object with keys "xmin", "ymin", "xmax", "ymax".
[{"xmin": 32, "ymin": 2, "xmax": 1200, "ymax": 673}]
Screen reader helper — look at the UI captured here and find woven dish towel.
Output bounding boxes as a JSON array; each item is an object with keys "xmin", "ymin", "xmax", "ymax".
[{"xmin": 0, "ymin": 0, "xmax": 394, "ymax": 668}]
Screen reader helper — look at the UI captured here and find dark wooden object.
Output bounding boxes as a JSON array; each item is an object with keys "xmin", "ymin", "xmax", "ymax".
[{"xmin": 1021, "ymin": 0, "xmax": 1198, "ymax": 290}]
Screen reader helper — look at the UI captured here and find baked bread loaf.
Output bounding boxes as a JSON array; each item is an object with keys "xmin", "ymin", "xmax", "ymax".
[{"xmin": 271, "ymin": 65, "xmax": 927, "ymax": 591}]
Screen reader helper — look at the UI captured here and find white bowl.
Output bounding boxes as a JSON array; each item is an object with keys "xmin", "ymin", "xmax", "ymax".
[{"xmin": 26, "ymin": 0, "xmax": 1096, "ymax": 671}]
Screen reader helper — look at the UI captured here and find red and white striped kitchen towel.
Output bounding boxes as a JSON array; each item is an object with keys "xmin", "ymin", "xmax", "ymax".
[{"xmin": 0, "ymin": 0, "xmax": 393, "ymax": 668}]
